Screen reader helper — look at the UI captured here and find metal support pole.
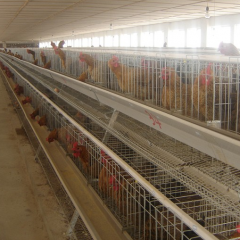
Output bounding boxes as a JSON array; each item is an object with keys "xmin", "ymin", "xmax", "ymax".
[
  {"xmin": 102, "ymin": 109, "xmax": 119, "ymax": 143},
  {"xmin": 66, "ymin": 209, "xmax": 79, "ymax": 240},
  {"xmin": 34, "ymin": 144, "xmax": 42, "ymax": 162}
]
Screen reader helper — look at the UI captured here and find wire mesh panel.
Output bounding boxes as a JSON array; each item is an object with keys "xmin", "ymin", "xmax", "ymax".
[
  {"xmin": 0, "ymin": 70, "xmax": 93, "ymax": 240},
  {"xmin": 3, "ymin": 48, "xmax": 240, "ymax": 135},
  {"xmin": 2, "ymin": 54, "xmax": 240, "ymax": 239}
]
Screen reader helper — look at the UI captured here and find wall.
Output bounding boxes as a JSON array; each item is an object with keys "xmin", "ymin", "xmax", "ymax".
[{"xmin": 40, "ymin": 13, "xmax": 240, "ymax": 49}]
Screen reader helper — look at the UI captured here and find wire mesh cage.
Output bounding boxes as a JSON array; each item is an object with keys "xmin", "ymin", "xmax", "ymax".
[
  {"xmin": 1, "ymin": 52, "xmax": 240, "ymax": 240},
  {"xmin": 3, "ymin": 47, "xmax": 240, "ymax": 135}
]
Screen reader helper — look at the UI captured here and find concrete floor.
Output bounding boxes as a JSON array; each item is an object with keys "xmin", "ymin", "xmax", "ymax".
[{"xmin": 0, "ymin": 77, "xmax": 68, "ymax": 240}]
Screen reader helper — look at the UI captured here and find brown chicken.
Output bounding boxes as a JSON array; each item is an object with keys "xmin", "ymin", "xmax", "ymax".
[
  {"xmin": 72, "ymin": 143, "xmax": 90, "ymax": 171},
  {"xmin": 161, "ymin": 67, "xmax": 193, "ymax": 116},
  {"xmin": 14, "ymin": 84, "xmax": 24, "ymax": 95},
  {"xmin": 55, "ymin": 48, "xmax": 66, "ymax": 69},
  {"xmin": 0, "ymin": 61, "xmax": 5, "ymax": 70},
  {"xmin": 51, "ymin": 41, "xmax": 66, "ymax": 69},
  {"xmin": 30, "ymin": 108, "xmax": 39, "ymax": 119},
  {"xmin": 46, "ymin": 127, "xmax": 71, "ymax": 144},
  {"xmin": 46, "ymin": 127, "xmax": 75, "ymax": 156},
  {"xmin": 43, "ymin": 60, "xmax": 51, "ymax": 69},
  {"xmin": 78, "ymin": 71, "xmax": 88, "ymax": 82},
  {"xmin": 38, "ymin": 115, "xmax": 47, "ymax": 126},
  {"xmin": 108, "ymin": 55, "xmax": 141, "ymax": 92},
  {"xmin": 27, "ymin": 49, "xmax": 35, "ymax": 61},
  {"xmin": 78, "ymin": 52, "xmax": 108, "ymax": 86},
  {"xmin": 7, "ymin": 50, "xmax": 14, "ymax": 56},
  {"xmin": 22, "ymin": 96, "xmax": 32, "ymax": 104},
  {"xmin": 108, "ymin": 55, "xmax": 152, "ymax": 100},
  {"xmin": 40, "ymin": 51, "xmax": 47, "ymax": 65},
  {"xmin": 145, "ymin": 208, "xmax": 184, "ymax": 240},
  {"xmin": 98, "ymin": 150, "xmax": 116, "ymax": 196},
  {"xmin": 111, "ymin": 171, "xmax": 139, "ymax": 224},
  {"xmin": 46, "ymin": 128, "xmax": 58, "ymax": 142},
  {"xmin": 51, "ymin": 41, "xmax": 57, "ymax": 49},
  {"xmin": 18, "ymin": 54, "xmax": 23, "ymax": 60},
  {"xmin": 5, "ymin": 67, "xmax": 14, "ymax": 78},
  {"xmin": 46, "ymin": 128, "xmax": 72, "ymax": 157},
  {"xmin": 193, "ymin": 63, "xmax": 229, "ymax": 121},
  {"xmin": 74, "ymin": 111, "xmax": 89, "ymax": 125},
  {"xmin": 227, "ymin": 225, "xmax": 240, "ymax": 239},
  {"xmin": 58, "ymin": 40, "xmax": 65, "ymax": 48},
  {"xmin": 72, "ymin": 140, "xmax": 99, "ymax": 177},
  {"xmin": 33, "ymin": 59, "xmax": 38, "ymax": 65},
  {"xmin": 14, "ymin": 52, "xmax": 23, "ymax": 60}
]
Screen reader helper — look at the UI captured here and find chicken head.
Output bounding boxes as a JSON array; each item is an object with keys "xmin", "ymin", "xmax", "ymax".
[
  {"xmin": 46, "ymin": 128, "xmax": 58, "ymax": 143},
  {"xmin": 199, "ymin": 63, "xmax": 213, "ymax": 86},
  {"xmin": 108, "ymin": 55, "xmax": 119, "ymax": 68},
  {"xmin": 161, "ymin": 67, "xmax": 170, "ymax": 81},
  {"xmin": 79, "ymin": 52, "xmax": 86, "ymax": 62},
  {"xmin": 72, "ymin": 142, "xmax": 81, "ymax": 157}
]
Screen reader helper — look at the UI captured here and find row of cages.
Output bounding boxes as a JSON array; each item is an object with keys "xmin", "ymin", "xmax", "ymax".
[
  {"xmin": 0, "ymin": 47, "xmax": 240, "ymax": 135},
  {"xmin": 1, "ymin": 59, "xmax": 240, "ymax": 239},
  {"xmin": 0, "ymin": 68, "xmax": 94, "ymax": 240},
  {"xmin": 2, "ymin": 54, "xmax": 240, "ymax": 198}
]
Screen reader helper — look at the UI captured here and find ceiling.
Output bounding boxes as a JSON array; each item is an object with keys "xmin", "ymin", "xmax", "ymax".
[{"xmin": 0, "ymin": 0, "xmax": 240, "ymax": 42}]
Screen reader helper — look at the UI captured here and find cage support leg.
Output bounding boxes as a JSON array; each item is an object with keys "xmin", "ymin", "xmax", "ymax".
[
  {"xmin": 102, "ymin": 109, "xmax": 119, "ymax": 143},
  {"xmin": 66, "ymin": 209, "xmax": 79, "ymax": 240}
]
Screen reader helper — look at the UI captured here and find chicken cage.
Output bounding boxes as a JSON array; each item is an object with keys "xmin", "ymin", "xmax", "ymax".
[
  {"xmin": 1, "ymin": 54, "xmax": 240, "ymax": 240},
  {"xmin": 2, "ymin": 47, "xmax": 240, "ymax": 135}
]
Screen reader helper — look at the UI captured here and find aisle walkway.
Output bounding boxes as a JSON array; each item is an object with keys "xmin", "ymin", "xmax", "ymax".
[{"xmin": 0, "ymin": 77, "xmax": 68, "ymax": 240}]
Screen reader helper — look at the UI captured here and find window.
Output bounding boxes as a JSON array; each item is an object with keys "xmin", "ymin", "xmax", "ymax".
[
  {"xmin": 234, "ymin": 24, "xmax": 240, "ymax": 48},
  {"xmin": 154, "ymin": 31, "xmax": 164, "ymax": 47},
  {"xmin": 82, "ymin": 38, "xmax": 90, "ymax": 47},
  {"xmin": 73, "ymin": 39, "xmax": 81, "ymax": 47},
  {"xmin": 120, "ymin": 34, "xmax": 130, "ymax": 47},
  {"xmin": 187, "ymin": 28, "xmax": 201, "ymax": 47},
  {"xmin": 113, "ymin": 35, "xmax": 119, "ymax": 47},
  {"xmin": 66, "ymin": 39, "xmax": 73, "ymax": 47},
  {"xmin": 207, "ymin": 25, "xmax": 230, "ymax": 48},
  {"xmin": 131, "ymin": 33, "xmax": 138, "ymax": 47},
  {"xmin": 141, "ymin": 32, "xmax": 153, "ymax": 47},
  {"xmin": 105, "ymin": 35, "xmax": 112, "ymax": 47},
  {"xmin": 168, "ymin": 30, "xmax": 185, "ymax": 47},
  {"xmin": 99, "ymin": 37, "xmax": 103, "ymax": 47},
  {"xmin": 41, "ymin": 42, "xmax": 51, "ymax": 48},
  {"xmin": 92, "ymin": 37, "xmax": 99, "ymax": 47}
]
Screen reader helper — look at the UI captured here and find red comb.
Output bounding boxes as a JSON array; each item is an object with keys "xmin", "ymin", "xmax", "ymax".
[
  {"xmin": 72, "ymin": 142, "xmax": 79, "ymax": 149},
  {"xmin": 161, "ymin": 67, "xmax": 169, "ymax": 81},
  {"xmin": 100, "ymin": 149, "xmax": 111, "ymax": 163},
  {"xmin": 236, "ymin": 224, "xmax": 240, "ymax": 233},
  {"xmin": 100, "ymin": 149, "xmax": 105, "ymax": 156},
  {"xmin": 141, "ymin": 58, "xmax": 147, "ymax": 66},
  {"xmin": 201, "ymin": 63, "xmax": 212, "ymax": 86},
  {"xmin": 79, "ymin": 52, "xmax": 85, "ymax": 62},
  {"xmin": 109, "ymin": 175, "xmax": 116, "ymax": 185},
  {"xmin": 161, "ymin": 67, "xmax": 167, "ymax": 75},
  {"xmin": 206, "ymin": 63, "xmax": 212, "ymax": 75}
]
